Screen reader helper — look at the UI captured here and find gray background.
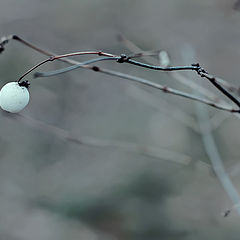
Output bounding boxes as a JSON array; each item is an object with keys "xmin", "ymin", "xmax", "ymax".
[{"xmin": 0, "ymin": 0, "xmax": 240, "ymax": 239}]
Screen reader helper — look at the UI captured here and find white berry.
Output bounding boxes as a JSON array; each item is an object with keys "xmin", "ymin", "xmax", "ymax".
[{"xmin": 0, "ymin": 82, "xmax": 30, "ymax": 113}]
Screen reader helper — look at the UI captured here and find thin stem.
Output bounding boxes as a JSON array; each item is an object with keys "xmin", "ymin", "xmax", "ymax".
[
  {"xmin": 4, "ymin": 113, "xmax": 191, "ymax": 165},
  {"xmin": 197, "ymin": 70, "xmax": 240, "ymax": 109},
  {"xmin": 98, "ymin": 68, "xmax": 240, "ymax": 113},
  {"xmin": 34, "ymin": 57, "xmax": 119, "ymax": 78},
  {"xmin": 17, "ymin": 51, "xmax": 117, "ymax": 83},
  {"xmin": 35, "ymin": 61, "xmax": 239, "ymax": 112},
  {"xmin": 195, "ymin": 98, "xmax": 240, "ymax": 216},
  {"xmin": 2, "ymin": 34, "xmax": 239, "ymax": 113},
  {"xmin": 126, "ymin": 58, "xmax": 199, "ymax": 71},
  {"xmin": 18, "ymin": 58, "xmax": 51, "ymax": 83},
  {"xmin": 118, "ymin": 35, "xmax": 240, "ymax": 111},
  {"xmin": 118, "ymin": 34, "xmax": 240, "ymax": 97},
  {"xmin": 18, "ymin": 49, "xmax": 202, "ymax": 83}
]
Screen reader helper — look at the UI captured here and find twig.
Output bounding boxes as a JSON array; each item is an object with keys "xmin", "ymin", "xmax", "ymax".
[
  {"xmin": 91, "ymin": 67, "xmax": 240, "ymax": 113},
  {"xmin": 127, "ymin": 85, "xmax": 200, "ymax": 132},
  {"xmin": 35, "ymin": 60, "xmax": 239, "ymax": 112},
  {"xmin": 195, "ymin": 67, "xmax": 240, "ymax": 109},
  {"xmin": 1, "ymin": 34, "xmax": 239, "ymax": 113},
  {"xmin": 34, "ymin": 57, "xmax": 119, "ymax": 78},
  {"xmin": 3, "ymin": 112, "xmax": 191, "ymax": 165},
  {"xmin": 119, "ymin": 35, "xmax": 240, "ymax": 111},
  {"xmin": 18, "ymin": 51, "xmax": 201, "ymax": 83},
  {"xmin": 195, "ymin": 96, "xmax": 240, "ymax": 217},
  {"xmin": 118, "ymin": 34, "xmax": 240, "ymax": 97},
  {"xmin": 17, "ymin": 51, "xmax": 118, "ymax": 83}
]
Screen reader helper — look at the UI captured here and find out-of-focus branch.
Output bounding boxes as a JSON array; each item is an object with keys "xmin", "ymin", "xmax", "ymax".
[
  {"xmin": 233, "ymin": 0, "xmax": 240, "ymax": 10},
  {"xmin": 127, "ymin": 85, "xmax": 200, "ymax": 132},
  {"xmin": 195, "ymin": 101, "xmax": 240, "ymax": 217},
  {"xmin": 3, "ymin": 112, "xmax": 191, "ymax": 165},
  {"xmin": 120, "ymin": 35, "xmax": 240, "ymax": 216}
]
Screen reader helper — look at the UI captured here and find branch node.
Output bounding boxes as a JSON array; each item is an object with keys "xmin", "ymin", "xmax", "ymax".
[
  {"xmin": 92, "ymin": 66, "xmax": 99, "ymax": 72},
  {"xmin": 117, "ymin": 54, "xmax": 129, "ymax": 63},
  {"xmin": 49, "ymin": 55, "xmax": 55, "ymax": 61},
  {"xmin": 98, "ymin": 51, "xmax": 104, "ymax": 56},
  {"xmin": 191, "ymin": 63, "xmax": 200, "ymax": 67}
]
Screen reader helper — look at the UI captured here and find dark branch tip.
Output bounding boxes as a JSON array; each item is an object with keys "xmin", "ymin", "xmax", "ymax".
[
  {"xmin": 192, "ymin": 63, "xmax": 200, "ymax": 67},
  {"xmin": 0, "ymin": 45, "xmax": 5, "ymax": 53},
  {"xmin": 12, "ymin": 35, "xmax": 20, "ymax": 40}
]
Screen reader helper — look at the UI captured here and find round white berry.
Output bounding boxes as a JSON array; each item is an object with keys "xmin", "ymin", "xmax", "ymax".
[{"xmin": 0, "ymin": 82, "xmax": 30, "ymax": 113}]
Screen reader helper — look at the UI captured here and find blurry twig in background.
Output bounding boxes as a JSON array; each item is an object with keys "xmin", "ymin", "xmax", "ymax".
[
  {"xmin": 209, "ymin": 112, "xmax": 230, "ymax": 131},
  {"xmin": 195, "ymin": 101, "xmax": 240, "ymax": 217},
  {"xmin": 120, "ymin": 35, "xmax": 240, "ymax": 217},
  {"xmin": 183, "ymin": 44, "xmax": 240, "ymax": 217},
  {"xmin": 127, "ymin": 85, "xmax": 200, "ymax": 132},
  {"xmin": 233, "ymin": 0, "xmax": 240, "ymax": 10},
  {"xmin": 3, "ymin": 112, "xmax": 191, "ymax": 165},
  {"xmin": 1, "ymin": 34, "xmax": 240, "ymax": 113}
]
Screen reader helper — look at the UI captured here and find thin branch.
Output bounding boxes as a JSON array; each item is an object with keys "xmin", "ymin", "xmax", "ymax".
[
  {"xmin": 1, "ymin": 34, "xmax": 239, "ymax": 113},
  {"xmin": 18, "ymin": 51, "xmax": 202, "ymax": 83},
  {"xmin": 33, "ymin": 60, "xmax": 240, "ymax": 113},
  {"xmin": 96, "ymin": 68, "xmax": 240, "ymax": 113},
  {"xmin": 118, "ymin": 34, "xmax": 240, "ymax": 97},
  {"xmin": 196, "ymin": 68, "xmax": 240, "ymax": 109},
  {"xmin": 119, "ymin": 35, "xmax": 229, "ymax": 108},
  {"xmin": 195, "ymin": 100, "xmax": 240, "ymax": 217},
  {"xmin": 210, "ymin": 112, "xmax": 230, "ymax": 131},
  {"xmin": 34, "ymin": 57, "xmax": 119, "ymax": 78},
  {"xmin": 3, "ymin": 112, "xmax": 191, "ymax": 165},
  {"xmin": 127, "ymin": 85, "xmax": 200, "ymax": 132},
  {"xmin": 17, "ymin": 51, "xmax": 117, "ymax": 82},
  {"xmin": 125, "ymin": 58, "xmax": 198, "ymax": 71},
  {"xmin": 125, "ymin": 58, "xmax": 240, "ymax": 110},
  {"xmin": 118, "ymin": 36, "xmax": 240, "ymax": 110}
]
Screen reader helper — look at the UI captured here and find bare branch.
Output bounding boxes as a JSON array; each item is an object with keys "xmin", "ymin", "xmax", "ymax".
[
  {"xmin": 1, "ymin": 34, "xmax": 239, "ymax": 113},
  {"xmin": 195, "ymin": 98, "xmax": 240, "ymax": 217},
  {"xmin": 3, "ymin": 112, "xmax": 191, "ymax": 165},
  {"xmin": 118, "ymin": 34, "xmax": 240, "ymax": 97}
]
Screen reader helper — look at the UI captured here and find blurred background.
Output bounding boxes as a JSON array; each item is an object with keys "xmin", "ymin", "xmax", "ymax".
[{"xmin": 1, "ymin": 0, "xmax": 240, "ymax": 239}]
